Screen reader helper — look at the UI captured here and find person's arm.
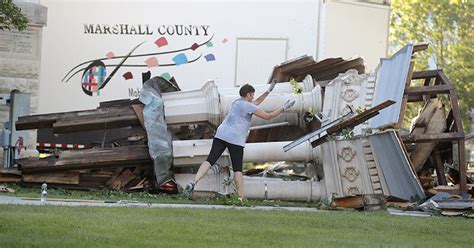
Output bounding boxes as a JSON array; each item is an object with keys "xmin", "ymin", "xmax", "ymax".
[
  {"xmin": 252, "ymin": 91, "xmax": 269, "ymax": 106},
  {"xmin": 253, "ymin": 107, "xmax": 284, "ymax": 120},
  {"xmin": 253, "ymin": 99, "xmax": 295, "ymax": 120},
  {"xmin": 252, "ymin": 81, "xmax": 276, "ymax": 105}
]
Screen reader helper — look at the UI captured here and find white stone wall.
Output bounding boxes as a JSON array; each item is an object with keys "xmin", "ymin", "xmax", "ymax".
[{"xmin": 0, "ymin": 1, "xmax": 47, "ymax": 163}]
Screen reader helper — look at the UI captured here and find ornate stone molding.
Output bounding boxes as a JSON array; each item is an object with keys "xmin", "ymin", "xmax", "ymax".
[
  {"xmin": 340, "ymin": 88, "xmax": 359, "ymax": 102},
  {"xmin": 338, "ymin": 146, "xmax": 356, "ymax": 162},
  {"xmin": 342, "ymin": 166, "xmax": 360, "ymax": 182}
]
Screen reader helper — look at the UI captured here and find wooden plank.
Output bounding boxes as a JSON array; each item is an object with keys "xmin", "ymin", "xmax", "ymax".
[
  {"xmin": 131, "ymin": 104, "xmax": 145, "ymax": 129},
  {"xmin": 110, "ymin": 169, "xmax": 135, "ymax": 190},
  {"xmin": 317, "ymin": 64, "xmax": 365, "ymax": 81},
  {"xmin": 22, "ymin": 171, "xmax": 80, "ymax": 185},
  {"xmin": 53, "ymin": 114, "xmax": 140, "ymax": 133},
  {"xmin": 16, "ymin": 106, "xmax": 135, "ymax": 130},
  {"xmin": 278, "ymin": 55, "xmax": 316, "ymax": 73},
  {"xmin": 433, "ymin": 148, "xmax": 448, "ymax": 185},
  {"xmin": 291, "ymin": 58, "xmax": 344, "ymax": 75},
  {"xmin": 99, "ymin": 98, "xmax": 141, "ymax": 108},
  {"xmin": 446, "ymin": 109, "xmax": 454, "ymax": 132},
  {"xmin": 310, "ymin": 100, "xmax": 395, "ymax": 147},
  {"xmin": 413, "ymin": 43, "xmax": 429, "ymax": 53},
  {"xmin": 0, "ymin": 168, "xmax": 22, "ymax": 176},
  {"xmin": 402, "ymin": 132, "xmax": 464, "ymax": 143},
  {"xmin": 409, "ymin": 99, "xmax": 447, "ymax": 171},
  {"xmin": 396, "ymin": 60, "xmax": 414, "ymax": 128},
  {"xmin": 105, "ymin": 168, "xmax": 124, "ymax": 187},
  {"xmin": 411, "ymin": 70, "xmax": 439, "ymax": 80},
  {"xmin": 439, "ymin": 70, "xmax": 463, "ymax": 133},
  {"xmin": 0, "ymin": 177, "xmax": 21, "ymax": 183},
  {"xmin": 18, "ymin": 145, "xmax": 152, "ymax": 174},
  {"xmin": 458, "ymin": 139, "xmax": 467, "ymax": 194},
  {"xmin": 407, "ymin": 95, "xmax": 437, "ymax": 102},
  {"xmin": 332, "ymin": 194, "xmax": 385, "ymax": 210},
  {"xmin": 404, "ymin": 84, "xmax": 453, "ymax": 96},
  {"xmin": 128, "ymin": 178, "xmax": 147, "ymax": 190},
  {"xmin": 311, "ymin": 58, "xmax": 364, "ymax": 81}
]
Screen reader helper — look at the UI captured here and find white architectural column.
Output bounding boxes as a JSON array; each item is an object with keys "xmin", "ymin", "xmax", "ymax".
[
  {"xmin": 218, "ymin": 75, "xmax": 315, "ymax": 96},
  {"xmin": 163, "ymin": 76, "xmax": 322, "ymax": 128},
  {"xmin": 172, "ymin": 139, "xmax": 321, "ymax": 167},
  {"xmin": 174, "ymin": 173, "xmax": 326, "ymax": 202},
  {"xmin": 219, "ymin": 85, "xmax": 322, "ymax": 116},
  {"xmin": 162, "ymin": 81, "xmax": 220, "ymax": 126}
]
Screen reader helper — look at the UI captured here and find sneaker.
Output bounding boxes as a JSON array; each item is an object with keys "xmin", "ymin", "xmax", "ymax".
[{"xmin": 185, "ymin": 182, "xmax": 195, "ymax": 193}]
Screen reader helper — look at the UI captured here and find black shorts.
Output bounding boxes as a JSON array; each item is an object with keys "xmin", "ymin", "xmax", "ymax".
[{"xmin": 206, "ymin": 138, "xmax": 244, "ymax": 172}]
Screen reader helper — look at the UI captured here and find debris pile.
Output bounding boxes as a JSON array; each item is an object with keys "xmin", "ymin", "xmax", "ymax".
[{"xmin": 1, "ymin": 44, "xmax": 472, "ymax": 209}]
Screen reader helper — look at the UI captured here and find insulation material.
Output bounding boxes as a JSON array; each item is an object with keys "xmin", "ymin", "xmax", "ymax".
[{"xmin": 139, "ymin": 79, "xmax": 173, "ymax": 184}]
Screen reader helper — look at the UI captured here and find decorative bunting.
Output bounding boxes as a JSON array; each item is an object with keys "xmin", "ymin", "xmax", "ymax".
[
  {"xmin": 172, "ymin": 53, "xmax": 188, "ymax": 65},
  {"xmin": 190, "ymin": 43, "xmax": 199, "ymax": 51},
  {"xmin": 144, "ymin": 57, "xmax": 159, "ymax": 68},
  {"xmin": 204, "ymin": 54, "xmax": 216, "ymax": 62},
  {"xmin": 154, "ymin": 37, "xmax": 168, "ymax": 47},
  {"xmin": 206, "ymin": 42, "xmax": 213, "ymax": 48},
  {"xmin": 142, "ymin": 71, "xmax": 151, "ymax": 84},
  {"xmin": 222, "ymin": 38, "xmax": 228, "ymax": 43},
  {"xmin": 106, "ymin": 52, "xmax": 115, "ymax": 59},
  {"xmin": 161, "ymin": 72, "xmax": 172, "ymax": 81},
  {"xmin": 122, "ymin": 71, "xmax": 133, "ymax": 80}
]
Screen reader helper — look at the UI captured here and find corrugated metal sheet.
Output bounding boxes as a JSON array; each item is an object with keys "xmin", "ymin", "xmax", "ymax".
[
  {"xmin": 369, "ymin": 44, "xmax": 414, "ymax": 128},
  {"xmin": 369, "ymin": 131, "xmax": 425, "ymax": 201}
]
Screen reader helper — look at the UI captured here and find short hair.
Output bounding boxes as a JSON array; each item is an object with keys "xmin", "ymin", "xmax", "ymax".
[{"xmin": 239, "ymin": 84, "xmax": 255, "ymax": 97}]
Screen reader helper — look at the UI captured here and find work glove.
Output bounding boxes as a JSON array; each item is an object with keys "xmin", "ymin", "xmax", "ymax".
[
  {"xmin": 266, "ymin": 80, "xmax": 277, "ymax": 93},
  {"xmin": 282, "ymin": 99, "xmax": 295, "ymax": 110}
]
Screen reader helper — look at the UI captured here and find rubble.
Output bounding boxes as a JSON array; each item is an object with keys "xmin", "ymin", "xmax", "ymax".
[{"xmin": 2, "ymin": 43, "xmax": 471, "ymax": 212}]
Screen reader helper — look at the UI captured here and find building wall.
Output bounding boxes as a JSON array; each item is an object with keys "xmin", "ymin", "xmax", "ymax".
[
  {"xmin": 0, "ymin": 1, "xmax": 47, "ymax": 163},
  {"xmin": 318, "ymin": 0, "xmax": 390, "ymax": 71},
  {"xmin": 38, "ymin": 0, "xmax": 320, "ymax": 113},
  {"xmin": 37, "ymin": 0, "xmax": 391, "ymax": 115}
]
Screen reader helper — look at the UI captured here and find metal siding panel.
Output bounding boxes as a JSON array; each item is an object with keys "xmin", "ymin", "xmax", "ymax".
[
  {"xmin": 369, "ymin": 131, "xmax": 425, "ymax": 201},
  {"xmin": 369, "ymin": 44, "xmax": 414, "ymax": 128}
]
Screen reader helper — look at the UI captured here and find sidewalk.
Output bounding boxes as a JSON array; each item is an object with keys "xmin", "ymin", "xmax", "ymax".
[{"xmin": 0, "ymin": 195, "xmax": 320, "ymax": 212}]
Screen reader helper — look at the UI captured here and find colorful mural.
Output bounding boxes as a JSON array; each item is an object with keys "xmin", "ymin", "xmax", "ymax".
[{"xmin": 62, "ymin": 35, "xmax": 217, "ymax": 96}]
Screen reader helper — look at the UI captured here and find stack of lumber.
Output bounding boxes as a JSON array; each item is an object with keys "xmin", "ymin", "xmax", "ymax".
[
  {"xmin": 4, "ymin": 100, "xmax": 156, "ymax": 192},
  {"xmin": 268, "ymin": 55, "xmax": 365, "ymax": 84}
]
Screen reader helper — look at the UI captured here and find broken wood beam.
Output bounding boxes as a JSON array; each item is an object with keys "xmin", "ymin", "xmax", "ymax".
[
  {"xmin": 402, "ymin": 132, "xmax": 464, "ymax": 143},
  {"xmin": 22, "ymin": 171, "xmax": 80, "ymax": 185},
  {"xmin": 311, "ymin": 58, "xmax": 365, "ymax": 81},
  {"xmin": 411, "ymin": 70, "xmax": 440, "ymax": 80},
  {"xmin": 434, "ymin": 148, "xmax": 448, "ymax": 185},
  {"xmin": 16, "ymin": 106, "xmax": 138, "ymax": 131},
  {"xmin": 332, "ymin": 194, "xmax": 386, "ymax": 211},
  {"xmin": 404, "ymin": 85, "xmax": 453, "ymax": 96},
  {"xmin": 311, "ymin": 100, "xmax": 395, "ymax": 147},
  {"xmin": 291, "ymin": 58, "xmax": 344, "ymax": 76},
  {"xmin": 52, "ymin": 114, "xmax": 140, "ymax": 133},
  {"xmin": 17, "ymin": 145, "xmax": 152, "ymax": 174},
  {"xmin": 412, "ymin": 43, "xmax": 429, "ymax": 53}
]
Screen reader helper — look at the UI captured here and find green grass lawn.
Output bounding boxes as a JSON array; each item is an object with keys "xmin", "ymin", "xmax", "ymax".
[
  {"xmin": 0, "ymin": 184, "xmax": 327, "ymax": 208},
  {"xmin": 1, "ymin": 205, "xmax": 473, "ymax": 247}
]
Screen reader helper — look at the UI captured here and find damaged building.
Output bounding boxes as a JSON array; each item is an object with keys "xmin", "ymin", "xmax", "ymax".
[{"xmin": 1, "ymin": 0, "xmax": 472, "ymax": 211}]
